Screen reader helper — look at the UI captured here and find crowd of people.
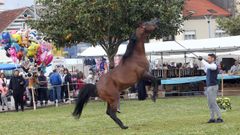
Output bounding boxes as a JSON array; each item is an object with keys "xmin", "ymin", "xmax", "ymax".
[
  {"xmin": 0, "ymin": 67, "xmax": 94, "ymax": 112},
  {"xmin": 151, "ymin": 61, "xmax": 204, "ymax": 78},
  {"xmin": 151, "ymin": 60, "xmax": 240, "ymax": 78}
]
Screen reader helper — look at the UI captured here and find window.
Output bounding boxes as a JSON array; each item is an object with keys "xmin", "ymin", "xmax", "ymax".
[
  {"xmin": 184, "ymin": 30, "xmax": 196, "ymax": 40},
  {"xmin": 163, "ymin": 35, "xmax": 175, "ymax": 41},
  {"xmin": 215, "ymin": 29, "xmax": 227, "ymax": 38}
]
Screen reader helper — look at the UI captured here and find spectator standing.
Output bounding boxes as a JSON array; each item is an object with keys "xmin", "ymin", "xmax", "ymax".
[
  {"xmin": 230, "ymin": 61, "xmax": 239, "ymax": 75},
  {"xmin": 0, "ymin": 73, "xmax": 10, "ymax": 111},
  {"xmin": 59, "ymin": 68, "xmax": 64, "ymax": 102},
  {"xmin": 84, "ymin": 70, "xmax": 95, "ymax": 84},
  {"xmin": 37, "ymin": 71, "xmax": 48, "ymax": 106},
  {"xmin": 1, "ymin": 83, "xmax": 10, "ymax": 111},
  {"xmin": 49, "ymin": 69, "xmax": 62, "ymax": 106},
  {"xmin": 75, "ymin": 71, "xmax": 85, "ymax": 97},
  {"xmin": 76, "ymin": 71, "xmax": 85, "ymax": 90},
  {"xmin": 9, "ymin": 70, "xmax": 26, "ymax": 112},
  {"xmin": 62, "ymin": 68, "xmax": 72, "ymax": 102}
]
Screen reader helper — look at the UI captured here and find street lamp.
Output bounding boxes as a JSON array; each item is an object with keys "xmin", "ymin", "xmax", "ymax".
[
  {"xmin": 204, "ymin": 14, "xmax": 213, "ymax": 38},
  {"xmin": 33, "ymin": 0, "xmax": 37, "ymax": 20}
]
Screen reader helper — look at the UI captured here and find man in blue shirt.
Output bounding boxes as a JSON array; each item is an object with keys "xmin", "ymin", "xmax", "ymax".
[
  {"xmin": 198, "ymin": 54, "xmax": 223, "ymax": 123},
  {"xmin": 50, "ymin": 69, "xmax": 62, "ymax": 106}
]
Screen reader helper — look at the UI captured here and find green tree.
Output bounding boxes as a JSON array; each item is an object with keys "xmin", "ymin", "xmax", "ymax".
[
  {"xmin": 217, "ymin": 16, "xmax": 240, "ymax": 36},
  {"xmin": 30, "ymin": 0, "xmax": 185, "ymax": 69}
]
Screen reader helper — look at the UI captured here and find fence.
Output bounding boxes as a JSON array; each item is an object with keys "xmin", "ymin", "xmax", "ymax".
[
  {"xmin": 28, "ymin": 82, "xmax": 85, "ymax": 110},
  {"xmin": 151, "ymin": 68, "xmax": 205, "ymax": 78}
]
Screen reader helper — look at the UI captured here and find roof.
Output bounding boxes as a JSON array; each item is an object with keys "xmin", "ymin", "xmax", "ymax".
[
  {"xmin": 0, "ymin": 7, "xmax": 28, "ymax": 33},
  {"xmin": 183, "ymin": 0, "xmax": 231, "ymax": 17},
  {"xmin": 79, "ymin": 36, "xmax": 240, "ymax": 56}
]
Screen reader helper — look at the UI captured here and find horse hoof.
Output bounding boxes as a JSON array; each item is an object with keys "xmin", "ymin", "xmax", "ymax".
[{"xmin": 121, "ymin": 126, "xmax": 128, "ymax": 129}]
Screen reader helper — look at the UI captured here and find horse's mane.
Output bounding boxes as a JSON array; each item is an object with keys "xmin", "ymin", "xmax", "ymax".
[{"xmin": 122, "ymin": 33, "xmax": 137, "ymax": 62}]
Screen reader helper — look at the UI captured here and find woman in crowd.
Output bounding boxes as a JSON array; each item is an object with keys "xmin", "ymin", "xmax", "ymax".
[
  {"xmin": 9, "ymin": 70, "xmax": 26, "ymax": 112},
  {"xmin": 1, "ymin": 82, "xmax": 10, "ymax": 111},
  {"xmin": 74, "ymin": 71, "xmax": 85, "ymax": 97},
  {"xmin": 37, "ymin": 71, "xmax": 48, "ymax": 106},
  {"xmin": 76, "ymin": 71, "xmax": 85, "ymax": 90},
  {"xmin": 0, "ymin": 73, "xmax": 10, "ymax": 111},
  {"xmin": 62, "ymin": 68, "xmax": 72, "ymax": 102}
]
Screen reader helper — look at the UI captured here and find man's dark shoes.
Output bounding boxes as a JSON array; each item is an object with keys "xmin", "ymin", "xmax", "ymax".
[
  {"xmin": 207, "ymin": 119, "xmax": 215, "ymax": 123},
  {"xmin": 215, "ymin": 118, "xmax": 224, "ymax": 123}
]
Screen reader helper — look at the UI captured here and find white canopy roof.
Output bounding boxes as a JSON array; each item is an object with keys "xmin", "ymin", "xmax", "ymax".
[
  {"xmin": 79, "ymin": 36, "xmax": 240, "ymax": 57},
  {"xmin": 79, "ymin": 43, "xmax": 128, "ymax": 57}
]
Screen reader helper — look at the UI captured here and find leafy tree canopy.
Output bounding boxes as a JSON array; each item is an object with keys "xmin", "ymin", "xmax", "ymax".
[
  {"xmin": 217, "ymin": 16, "xmax": 240, "ymax": 36},
  {"xmin": 29, "ymin": 0, "xmax": 185, "ymax": 68}
]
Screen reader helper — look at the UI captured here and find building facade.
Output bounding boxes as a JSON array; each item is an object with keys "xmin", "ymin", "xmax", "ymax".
[
  {"xmin": 176, "ymin": 0, "xmax": 231, "ymax": 41},
  {"xmin": 0, "ymin": 7, "xmax": 36, "ymax": 33},
  {"xmin": 0, "ymin": 0, "xmax": 4, "ymax": 12}
]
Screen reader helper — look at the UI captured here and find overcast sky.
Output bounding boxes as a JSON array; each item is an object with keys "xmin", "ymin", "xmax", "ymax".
[{"xmin": 2, "ymin": 0, "xmax": 34, "ymax": 9}]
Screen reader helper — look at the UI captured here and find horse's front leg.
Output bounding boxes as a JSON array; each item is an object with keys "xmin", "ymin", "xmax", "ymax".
[{"xmin": 142, "ymin": 72, "xmax": 159, "ymax": 102}]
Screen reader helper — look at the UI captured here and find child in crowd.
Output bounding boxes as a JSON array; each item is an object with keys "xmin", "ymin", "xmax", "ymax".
[{"xmin": 1, "ymin": 83, "xmax": 10, "ymax": 111}]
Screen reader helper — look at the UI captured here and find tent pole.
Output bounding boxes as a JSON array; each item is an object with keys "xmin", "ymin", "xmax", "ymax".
[
  {"xmin": 184, "ymin": 52, "xmax": 187, "ymax": 64},
  {"xmin": 161, "ymin": 52, "xmax": 163, "ymax": 78},
  {"xmin": 221, "ymin": 73, "xmax": 224, "ymax": 97},
  {"xmin": 150, "ymin": 53, "xmax": 152, "ymax": 62}
]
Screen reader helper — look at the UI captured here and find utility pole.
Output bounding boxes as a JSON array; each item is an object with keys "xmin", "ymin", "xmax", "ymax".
[
  {"xmin": 34, "ymin": 0, "xmax": 37, "ymax": 20},
  {"xmin": 204, "ymin": 14, "xmax": 213, "ymax": 38}
]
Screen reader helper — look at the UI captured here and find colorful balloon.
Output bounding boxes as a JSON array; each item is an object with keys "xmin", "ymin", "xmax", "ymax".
[
  {"xmin": 2, "ymin": 32, "xmax": 11, "ymax": 42},
  {"xmin": 27, "ymin": 42, "xmax": 40, "ymax": 57},
  {"xmin": 40, "ymin": 51, "xmax": 48, "ymax": 62},
  {"xmin": 17, "ymin": 51, "xmax": 23, "ymax": 60},
  {"xmin": 10, "ymin": 30, "xmax": 17, "ymax": 34},
  {"xmin": 45, "ymin": 54, "xmax": 53, "ymax": 65},
  {"xmin": 8, "ymin": 47, "xmax": 17, "ymax": 57},
  {"xmin": 36, "ymin": 60, "xmax": 42, "ymax": 65},
  {"xmin": 29, "ymin": 57, "xmax": 34, "ymax": 63},
  {"xmin": 2, "ymin": 30, "xmax": 53, "ymax": 71},
  {"xmin": 12, "ymin": 34, "xmax": 22, "ymax": 45},
  {"xmin": 12, "ymin": 43, "xmax": 21, "ymax": 52}
]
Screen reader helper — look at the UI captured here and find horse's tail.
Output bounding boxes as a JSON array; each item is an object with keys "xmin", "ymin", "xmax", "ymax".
[{"xmin": 72, "ymin": 83, "xmax": 97, "ymax": 119}]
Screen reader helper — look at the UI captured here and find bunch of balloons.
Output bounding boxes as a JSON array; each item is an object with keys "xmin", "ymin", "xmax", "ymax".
[{"xmin": 0, "ymin": 30, "xmax": 54, "ymax": 73}]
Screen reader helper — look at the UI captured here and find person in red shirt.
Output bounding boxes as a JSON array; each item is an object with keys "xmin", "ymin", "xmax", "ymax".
[{"xmin": 74, "ymin": 71, "xmax": 85, "ymax": 97}]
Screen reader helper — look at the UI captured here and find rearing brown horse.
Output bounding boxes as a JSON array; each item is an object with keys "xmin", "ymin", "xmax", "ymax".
[{"xmin": 73, "ymin": 21, "xmax": 159, "ymax": 129}]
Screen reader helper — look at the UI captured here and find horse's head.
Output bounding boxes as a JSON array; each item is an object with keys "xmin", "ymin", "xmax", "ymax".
[{"xmin": 136, "ymin": 19, "xmax": 159, "ymax": 38}]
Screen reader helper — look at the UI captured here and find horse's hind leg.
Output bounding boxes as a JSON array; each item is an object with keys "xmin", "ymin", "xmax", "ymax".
[
  {"xmin": 143, "ymin": 72, "xmax": 159, "ymax": 102},
  {"xmin": 106, "ymin": 102, "xmax": 128, "ymax": 129}
]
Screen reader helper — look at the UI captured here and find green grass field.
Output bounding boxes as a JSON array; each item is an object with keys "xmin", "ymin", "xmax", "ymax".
[{"xmin": 0, "ymin": 96, "xmax": 240, "ymax": 135}]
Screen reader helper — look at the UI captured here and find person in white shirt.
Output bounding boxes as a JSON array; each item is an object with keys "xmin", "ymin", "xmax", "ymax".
[
  {"xmin": 198, "ymin": 54, "xmax": 223, "ymax": 123},
  {"xmin": 230, "ymin": 61, "xmax": 239, "ymax": 75},
  {"xmin": 84, "ymin": 70, "xmax": 96, "ymax": 84}
]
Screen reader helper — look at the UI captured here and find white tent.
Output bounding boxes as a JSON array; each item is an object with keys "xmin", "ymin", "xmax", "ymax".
[
  {"xmin": 79, "ymin": 43, "xmax": 128, "ymax": 57},
  {"xmin": 79, "ymin": 36, "xmax": 240, "ymax": 57},
  {"xmin": 79, "ymin": 46, "xmax": 106, "ymax": 57},
  {"xmin": 145, "ymin": 36, "xmax": 240, "ymax": 55}
]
